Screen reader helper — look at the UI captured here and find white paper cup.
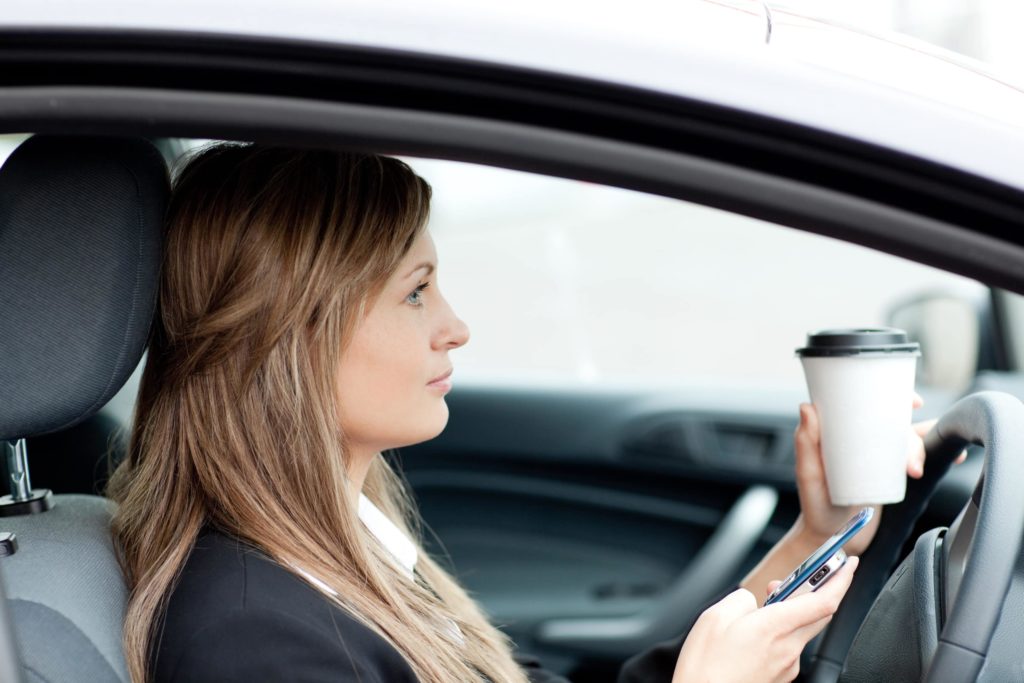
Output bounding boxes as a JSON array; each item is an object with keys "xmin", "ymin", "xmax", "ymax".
[{"xmin": 797, "ymin": 328, "xmax": 920, "ymax": 506}]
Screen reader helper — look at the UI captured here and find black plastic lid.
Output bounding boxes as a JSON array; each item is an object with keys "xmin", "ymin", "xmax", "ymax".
[{"xmin": 796, "ymin": 328, "xmax": 921, "ymax": 358}]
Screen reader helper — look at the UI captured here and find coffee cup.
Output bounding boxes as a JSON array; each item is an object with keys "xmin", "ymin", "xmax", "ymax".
[{"xmin": 796, "ymin": 328, "xmax": 921, "ymax": 506}]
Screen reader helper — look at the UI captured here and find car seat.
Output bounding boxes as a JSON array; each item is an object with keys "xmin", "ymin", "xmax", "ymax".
[{"xmin": 0, "ymin": 135, "xmax": 168, "ymax": 682}]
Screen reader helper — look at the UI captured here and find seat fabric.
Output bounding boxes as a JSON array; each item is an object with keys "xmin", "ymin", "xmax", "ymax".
[{"xmin": 2, "ymin": 496, "xmax": 127, "ymax": 682}]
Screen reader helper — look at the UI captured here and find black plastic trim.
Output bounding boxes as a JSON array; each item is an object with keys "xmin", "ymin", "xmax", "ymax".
[
  {"xmin": 3, "ymin": 85, "xmax": 1024, "ymax": 299},
  {"xmin": 0, "ymin": 490, "xmax": 53, "ymax": 518},
  {"xmin": 1, "ymin": 28, "xmax": 1024, "ymax": 252}
]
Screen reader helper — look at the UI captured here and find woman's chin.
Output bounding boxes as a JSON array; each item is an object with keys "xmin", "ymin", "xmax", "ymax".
[
  {"xmin": 427, "ymin": 405, "xmax": 450, "ymax": 439},
  {"xmin": 394, "ymin": 408, "xmax": 450, "ymax": 448}
]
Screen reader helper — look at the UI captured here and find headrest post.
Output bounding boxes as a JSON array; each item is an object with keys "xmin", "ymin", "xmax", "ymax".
[
  {"xmin": 0, "ymin": 440, "xmax": 52, "ymax": 517},
  {"xmin": 4, "ymin": 440, "xmax": 31, "ymax": 502}
]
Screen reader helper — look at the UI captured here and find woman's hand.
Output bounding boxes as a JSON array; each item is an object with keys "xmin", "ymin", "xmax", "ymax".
[
  {"xmin": 792, "ymin": 394, "xmax": 965, "ymax": 556},
  {"xmin": 673, "ymin": 557, "xmax": 859, "ymax": 683},
  {"xmin": 741, "ymin": 394, "xmax": 967, "ymax": 603}
]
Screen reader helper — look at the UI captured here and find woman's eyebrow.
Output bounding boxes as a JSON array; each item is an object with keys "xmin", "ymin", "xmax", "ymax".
[{"xmin": 405, "ymin": 262, "xmax": 435, "ymax": 279}]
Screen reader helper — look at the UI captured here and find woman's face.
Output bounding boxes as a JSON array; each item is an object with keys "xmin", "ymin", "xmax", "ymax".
[{"xmin": 336, "ymin": 229, "xmax": 470, "ymax": 455}]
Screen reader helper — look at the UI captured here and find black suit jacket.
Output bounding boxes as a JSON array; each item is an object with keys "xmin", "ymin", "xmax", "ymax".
[{"xmin": 152, "ymin": 528, "xmax": 717, "ymax": 682}]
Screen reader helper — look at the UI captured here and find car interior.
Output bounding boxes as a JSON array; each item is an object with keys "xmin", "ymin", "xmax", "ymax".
[{"xmin": 2, "ymin": 121, "xmax": 1024, "ymax": 683}]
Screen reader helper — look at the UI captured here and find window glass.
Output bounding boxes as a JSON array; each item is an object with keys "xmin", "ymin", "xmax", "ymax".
[
  {"xmin": 406, "ymin": 158, "xmax": 986, "ymax": 391},
  {"xmin": 0, "ymin": 134, "xmax": 29, "ymax": 166},
  {"xmin": 998, "ymin": 291, "xmax": 1024, "ymax": 371}
]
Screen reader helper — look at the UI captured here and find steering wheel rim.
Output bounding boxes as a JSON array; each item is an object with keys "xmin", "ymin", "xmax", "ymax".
[{"xmin": 806, "ymin": 391, "xmax": 1024, "ymax": 683}]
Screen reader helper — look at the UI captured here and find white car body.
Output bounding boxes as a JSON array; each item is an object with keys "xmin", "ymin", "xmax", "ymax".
[{"xmin": 4, "ymin": 0, "xmax": 1024, "ymax": 190}]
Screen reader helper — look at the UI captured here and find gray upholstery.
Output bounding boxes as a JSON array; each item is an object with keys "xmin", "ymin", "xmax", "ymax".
[
  {"xmin": 0, "ymin": 496, "xmax": 127, "ymax": 682},
  {"xmin": 0, "ymin": 136, "xmax": 168, "ymax": 681},
  {"xmin": 16, "ymin": 602, "xmax": 119, "ymax": 683}
]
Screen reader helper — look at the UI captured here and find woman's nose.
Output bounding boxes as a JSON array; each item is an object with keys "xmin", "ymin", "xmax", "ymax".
[
  {"xmin": 449, "ymin": 315, "xmax": 470, "ymax": 349},
  {"xmin": 434, "ymin": 301, "xmax": 470, "ymax": 350}
]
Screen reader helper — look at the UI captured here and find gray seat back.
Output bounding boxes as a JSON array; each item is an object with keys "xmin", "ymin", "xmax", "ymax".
[
  {"xmin": 2, "ymin": 496, "xmax": 127, "ymax": 682},
  {"xmin": 0, "ymin": 136, "xmax": 168, "ymax": 682}
]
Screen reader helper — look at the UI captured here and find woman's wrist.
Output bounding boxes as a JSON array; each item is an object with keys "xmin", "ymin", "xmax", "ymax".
[
  {"xmin": 769, "ymin": 522, "xmax": 821, "ymax": 579},
  {"xmin": 739, "ymin": 518, "xmax": 829, "ymax": 603},
  {"xmin": 787, "ymin": 515, "xmax": 829, "ymax": 556}
]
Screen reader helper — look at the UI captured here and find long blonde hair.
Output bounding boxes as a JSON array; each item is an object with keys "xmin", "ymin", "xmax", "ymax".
[{"xmin": 108, "ymin": 144, "xmax": 530, "ymax": 683}]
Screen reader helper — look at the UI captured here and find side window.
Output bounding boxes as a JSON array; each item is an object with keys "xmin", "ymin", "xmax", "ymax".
[
  {"xmin": 407, "ymin": 158, "xmax": 986, "ymax": 393},
  {"xmin": 0, "ymin": 134, "xmax": 29, "ymax": 168}
]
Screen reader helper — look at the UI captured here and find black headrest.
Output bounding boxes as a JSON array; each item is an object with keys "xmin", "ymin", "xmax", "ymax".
[{"xmin": 0, "ymin": 136, "xmax": 168, "ymax": 440}]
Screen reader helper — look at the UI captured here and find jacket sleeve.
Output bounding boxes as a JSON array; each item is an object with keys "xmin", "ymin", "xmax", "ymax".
[
  {"xmin": 616, "ymin": 584, "xmax": 741, "ymax": 683},
  {"xmin": 163, "ymin": 605, "xmax": 418, "ymax": 683}
]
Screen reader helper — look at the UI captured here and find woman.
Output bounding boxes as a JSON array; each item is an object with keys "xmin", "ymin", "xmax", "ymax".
[{"xmin": 108, "ymin": 143, "xmax": 932, "ymax": 683}]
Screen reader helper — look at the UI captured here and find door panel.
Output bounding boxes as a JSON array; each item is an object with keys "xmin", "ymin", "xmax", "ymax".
[
  {"xmin": 399, "ymin": 382, "xmax": 970, "ymax": 680},
  {"xmin": 412, "ymin": 471, "xmax": 720, "ymax": 622},
  {"xmin": 399, "ymin": 384, "xmax": 803, "ymax": 679}
]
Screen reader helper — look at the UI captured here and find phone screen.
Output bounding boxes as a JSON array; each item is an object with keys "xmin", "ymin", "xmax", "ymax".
[{"xmin": 766, "ymin": 507, "xmax": 873, "ymax": 604}]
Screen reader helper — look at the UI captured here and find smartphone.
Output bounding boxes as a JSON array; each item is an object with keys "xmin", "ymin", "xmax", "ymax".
[{"xmin": 764, "ymin": 507, "xmax": 874, "ymax": 605}]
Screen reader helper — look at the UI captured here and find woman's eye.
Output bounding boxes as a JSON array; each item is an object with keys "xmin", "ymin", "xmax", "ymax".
[{"xmin": 406, "ymin": 282, "xmax": 430, "ymax": 306}]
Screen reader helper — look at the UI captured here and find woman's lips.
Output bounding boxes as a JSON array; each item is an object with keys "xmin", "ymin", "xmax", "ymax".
[
  {"xmin": 427, "ymin": 368, "xmax": 453, "ymax": 393},
  {"xmin": 428, "ymin": 368, "xmax": 452, "ymax": 384}
]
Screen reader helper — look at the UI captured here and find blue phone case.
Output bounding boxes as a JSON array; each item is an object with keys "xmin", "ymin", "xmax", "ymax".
[{"xmin": 765, "ymin": 506, "xmax": 874, "ymax": 605}]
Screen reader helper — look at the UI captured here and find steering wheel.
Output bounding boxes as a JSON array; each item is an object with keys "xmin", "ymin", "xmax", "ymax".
[{"xmin": 806, "ymin": 391, "xmax": 1024, "ymax": 683}]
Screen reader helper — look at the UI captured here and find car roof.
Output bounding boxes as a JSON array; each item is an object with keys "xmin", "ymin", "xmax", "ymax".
[{"xmin": 6, "ymin": 0, "xmax": 1024, "ymax": 192}]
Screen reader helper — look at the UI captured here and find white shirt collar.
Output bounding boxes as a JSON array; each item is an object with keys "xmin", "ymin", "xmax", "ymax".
[
  {"xmin": 287, "ymin": 493, "xmax": 417, "ymax": 592},
  {"xmin": 289, "ymin": 495, "xmax": 462, "ymax": 644},
  {"xmin": 357, "ymin": 492, "xmax": 418, "ymax": 578}
]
